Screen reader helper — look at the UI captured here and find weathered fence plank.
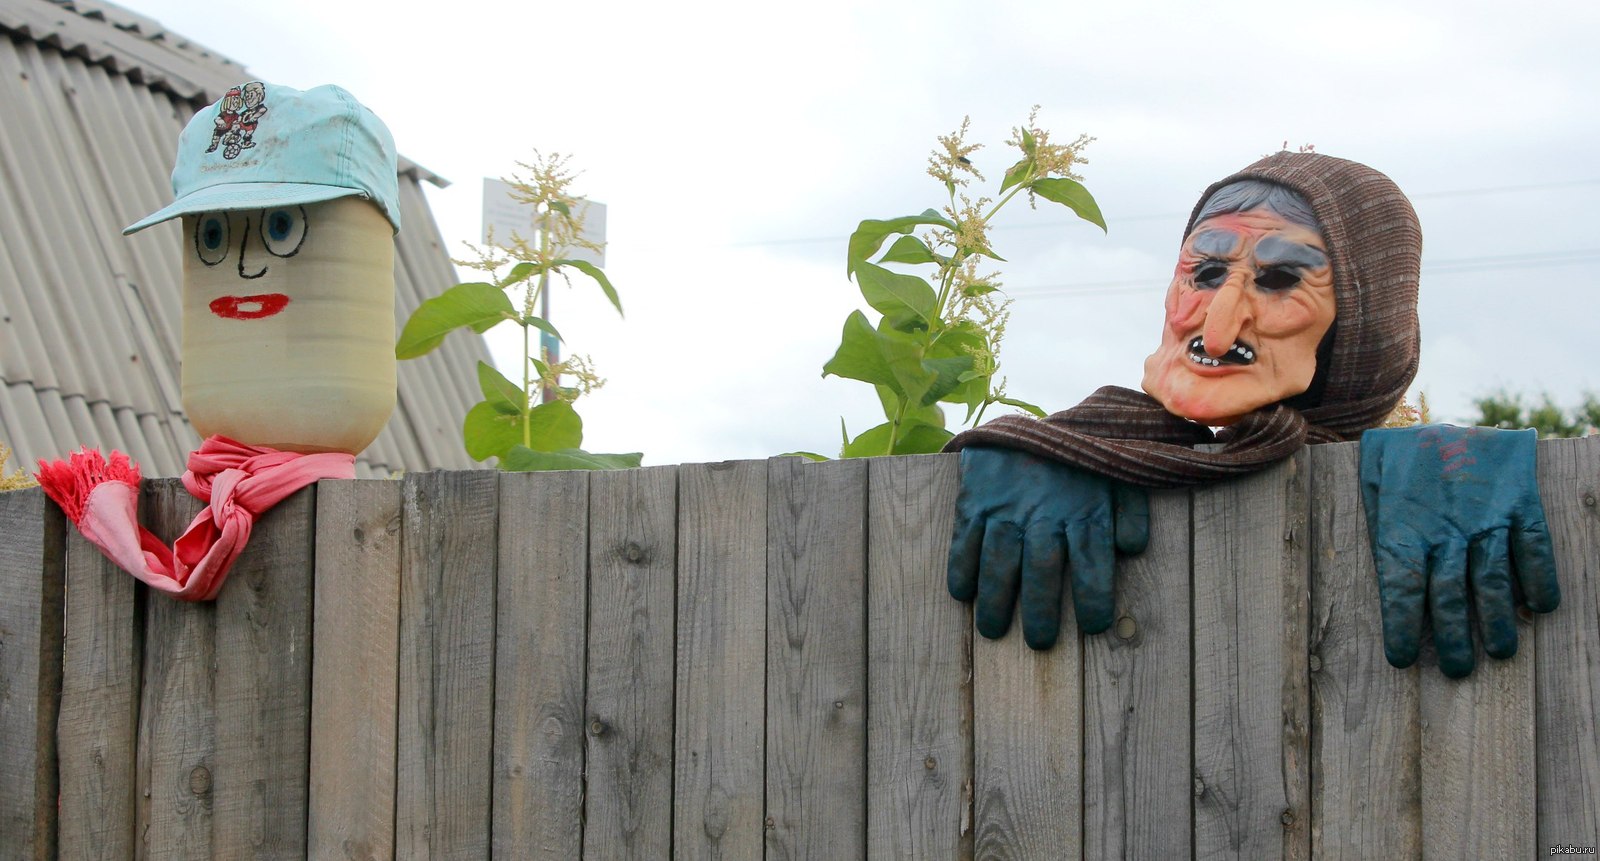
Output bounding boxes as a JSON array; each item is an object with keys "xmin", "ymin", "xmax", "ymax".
[
  {"xmin": 492, "ymin": 471, "xmax": 589, "ymax": 860},
  {"xmin": 309, "ymin": 479, "xmax": 401, "ymax": 861},
  {"xmin": 1307, "ymin": 441, "xmax": 1422, "ymax": 860},
  {"xmin": 0, "ymin": 487, "xmax": 64, "ymax": 861},
  {"xmin": 212, "ymin": 485, "xmax": 316, "ymax": 858},
  {"xmin": 865, "ymin": 454, "xmax": 971, "ymax": 859},
  {"xmin": 1192, "ymin": 453, "xmax": 1311, "ymax": 861},
  {"xmin": 58, "ymin": 525, "xmax": 141, "ymax": 860},
  {"xmin": 1083, "ymin": 488, "xmax": 1193, "ymax": 860},
  {"xmin": 1535, "ymin": 436, "xmax": 1600, "ymax": 854},
  {"xmin": 136, "ymin": 481, "xmax": 213, "ymax": 861},
  {"xmin": 398, "ymin": 470, "xmax": 500, "ymax": 859},
  {"xmin": 584, "ymin": 466, "xmax": 677, "ymax": 860},
  {"xmin": 674, "ymin": 460, "xmax": 768, "ymax": 858},
  {"xmin": 765, "ymin": 457, "xmax": 868, "ymax": 861}
]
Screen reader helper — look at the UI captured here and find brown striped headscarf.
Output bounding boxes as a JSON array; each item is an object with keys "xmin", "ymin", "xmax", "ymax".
[{"xmin": 945, "ymin": 152, "xmax": 1422, "ymax": 488}]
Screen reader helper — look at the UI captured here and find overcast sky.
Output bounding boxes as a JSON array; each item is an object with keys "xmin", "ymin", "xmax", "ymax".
[{"xmin": 125, "ymin": 0, "xmax": 1600, "ymax": 465}]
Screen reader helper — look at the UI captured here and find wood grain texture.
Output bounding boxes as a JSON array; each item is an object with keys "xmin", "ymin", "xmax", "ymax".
[
  {"xmin": 765, "ymin": 457, "xmax": 868, "ymax": 861},
  {"xmin": 58, "ymin": 525, "xmax": 142, "ymax": 861},
  {"xmin": 1307, "ymin": 441, "xmax": 1422, "ymax": 860},
  {"xmin": 972, "ymin": 604, "xmax": 1080, "ymax": 860},
  {"xmin": 309, "ymin": 479, "xmax": 401, "ymax": 861},
  {"xmin": 584, "ymin": 466, "xmax": 677, "ymax": 860},
  {"xmin": 1082, "ymin": 488, "xmax": 1193, "ymax": 860},
  {"xmin": 397, "ymin": 470, "xmax": 500, "ymax": 859},
  {"xmin": 674, "ymin": 460, "xmax": 768, "ymax": 859},
  {"xmin": 0, "ymin": 487, "xmax": 64, "ymax": 861},
  {"xmin": 492, "ymin": 471, "xmax": 588, "ymax": 860},
  {"xmin": 136, "ymin": 480, "xmax": 213, "ymax": 861},
  {"xmin": 1192, "ymin": 453, "xmax": 1311, "ymax": 861},
  {"xmin": 865, "ymin": 454, "xmax": 972, "ymax": 860},
  {"xmin": 1535, "ymin": 436, "xmax": 1600, "ymax": 855},
  {"xmin": 212, "ymin": 484, "xmax": 316, "ymax": 858}
]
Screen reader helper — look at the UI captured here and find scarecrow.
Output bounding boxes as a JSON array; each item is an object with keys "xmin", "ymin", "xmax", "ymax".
[
  {"xmin": 37, "ymin": 82, "xmax": 400, "ymax": 601},
  {"xmin": 945, "ymin": 152, "xmax": 1560, "ymax": 679}
]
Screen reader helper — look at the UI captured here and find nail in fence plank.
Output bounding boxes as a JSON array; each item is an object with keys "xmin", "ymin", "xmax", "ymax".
[
  {"xmin": 972, "ymin": 597, "xmax": 1081, "ymax": 859},
  {"xmin": 865, "ymin": 454, "xmax": 971, "ymax": 859},
  {"xmin": 493, "ymin": 471, "xmax": 588, "ymax": 859},
  {"xmin": 58, "ymin": 523, "xmax": 142, "ymax": 860},
  {"xmin": 764, "ymin": 457, "xmax": 867, "ymax": 861},
  {"xmin": 1083, "ymin": 488, "xmax": 1193, "ymax": 860},
  {"xmin": 675, "ymin": 460, "xmax": 768, "ymax": 858},
  {"xmin": 584, "ymin": 466, "xmax": 677, "ymax": 860},
  {"xmin": 0, "ymin": 487, "xmax": 64, "ymax": 861},
  {"xmin": 212, "ymin": 483, "xmax": 316, "ymax": 857},
  {"xmin": 1536, "ymin": 436, "xmax": 1600, "ymax": 854},
  {"xmin": 137, "ymin": 480, "xmax": 213, "ymax": 861},
  {"xmin": 310, "ymin": 479, "xmax": 401, "ymax": 861},
  {"xmin": 398, "ymin": 470, "xmax": 500, "ymax": 859},
  {"xmin": 1306, "ymin": 441, "xmax": 1422, "ymax": 860},
  {"xmin": 1192, "ymin": 453, "xmax": 1311, "ymax": 861}
]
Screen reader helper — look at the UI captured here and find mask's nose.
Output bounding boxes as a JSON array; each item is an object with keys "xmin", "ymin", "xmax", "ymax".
[{"xmin": 1201, "ymin": 272, "xmax": 1250, "ymax": 357}]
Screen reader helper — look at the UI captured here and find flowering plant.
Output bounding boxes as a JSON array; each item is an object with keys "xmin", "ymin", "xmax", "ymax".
[{"xmin": 819, "ymin": 109, "xmax": 1105, "ymax": 457}]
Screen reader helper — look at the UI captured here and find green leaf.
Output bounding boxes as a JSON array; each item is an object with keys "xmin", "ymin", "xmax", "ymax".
[
  {"xmin": 842, "ymin": 422, "xmax": 894, "ymax": 458},
  {"xmin": 524, "ymin": 399, "xmax": 584, "ymax": 452},
  {"xmin": 1029, "ymin": 178, "xmax": 1107, "ymax": 232},
  {"xmin": 396, "ymin": 282, "xmax": 517, "ymax": 359},
  {"xmin": 894, "ymin": 423, "xmax": 955, "ymax": 455},
  {"xmin": 775, "ymin": 451, "xmax": 830, "ymax": 462},
  {"xmin": 463, "ymin": 400, "xmax": 524, "ymax": 461},
  {"xmin": 1021, "ymin": 125, "xmax": 1038, "ymax": 156},
  {"xmin": 996, "ymin": 395, "xmax": 1048, "ymax": 418},
  {"xmin": 529, "ymin": 356, "xmax": 550, "ymax": 379},
  {"xmin": 875, "ymin": 384, "xmax": 945, "ymax": 430},
  {"xmin": 999, "ymin": 158, "xmax": 1031, "ymax": 194},
  {"xmin": 847, "ymin": 209, "xmax": 956, "ymax": 276},
  {"xmin": 476, "ymin": 361, "xmax": 525, "ymax": 416},
  {"xmin": 823, "ymin": 311, "xmax": 900, "ymax": 392},
  {"xmin": 522, "ymin": 315, "xmax": 564, "ymax": 343},
  {"xmin": 548, "ymin": 200, "xmax": 571, "ymax": 217},
  {"xmin": 501, "ymin": 447, "xmax": 642, "ymax": 471},
  {"xmin": 854, "ymin": 262, "xmax": 937, "ymax": 326},
  {"xmin": 919, "ymin": 354, "xmax": 974, "ymax": 406},
  {"xmin": 501, "ymin": 261, "xmax": 539, "ymax": 288},
  {"xmin": 553, "ymin": 258, "xmax": 623, "ymax": 317},
  {"xmin": 877, "ymin": 235, "xmax": 937, "ymax": 266}
]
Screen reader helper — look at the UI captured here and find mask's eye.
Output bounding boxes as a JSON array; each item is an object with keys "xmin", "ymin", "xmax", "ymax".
[
  {"xmin": 1255, "ymin": 268, "xmax": 1301, "ymax": 291},
  {"xmin": 260, "ymin": 206, "xmax": 308, "ymax": 258},
  {"xmin": 1194, "ymin": 262, "xmax": 1228, "ymax": 289},
  {"xmin": 194, "ymin": 213, "xmax": 229, "ymax": 266}
]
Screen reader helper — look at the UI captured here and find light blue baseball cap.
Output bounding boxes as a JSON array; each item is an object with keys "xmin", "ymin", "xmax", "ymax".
[{"xmin": 124, "ymin": 81, "xmax": 401, "ymax": 235}]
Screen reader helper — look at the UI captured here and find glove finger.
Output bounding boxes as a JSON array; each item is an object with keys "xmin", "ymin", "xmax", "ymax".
[
  {"xmin": 1113, "ymin": 484, "xmax": 1150, "ymax": 555},
  {"xmin": 1468, "ymin": 527, "xmax": 1519, "ymax": 661},
  {"xmin": 1019, "ymin": 522, "xmax": 1067, "ymax": 650},
  {"xmin": 1066, "ymin": 518, "xmax": 1117, "ymax": 636},
  {"xmin": 947, "ymin": 505, "xmax": 985, "ymax": 602},
  {"xmin": 974, "ymin": 520, "xmax": 1023, "ymax": 641},
  {"xmin": 1510, "ymin": 513, "xmax": 1562, "ymax": 613},
  {"xmin": 1372, "ymin": 532, "xmax": 1428, "ymax": 669},
  {"xmin": 1428, "ymin": 539, "xmax": 1476, "ymax": 679}
]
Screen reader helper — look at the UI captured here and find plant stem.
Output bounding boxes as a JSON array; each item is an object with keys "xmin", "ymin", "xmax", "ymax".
[{"xmin": 521, "ymin": 308, "xmax": 532, "ymax": 449}]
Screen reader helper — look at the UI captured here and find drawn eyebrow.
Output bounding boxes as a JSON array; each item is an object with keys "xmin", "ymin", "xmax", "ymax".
[{"xmin": 1255, "ymin": 236, "xmax": 1328, "ymax": 270}]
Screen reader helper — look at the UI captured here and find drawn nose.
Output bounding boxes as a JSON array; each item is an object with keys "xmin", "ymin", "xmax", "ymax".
[
  {"xmin": 237, "ymin": 215, "xmax": 268, "ymax": 280},
  {"xmin": 1201, "ymin": 274, "xmax": 1249, "ymax": 357}
]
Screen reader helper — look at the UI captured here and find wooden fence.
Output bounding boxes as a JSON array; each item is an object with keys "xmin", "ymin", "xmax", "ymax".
[{"xmin": 1, "ymin": 439, "xmax": 1597, "ymax": 860}]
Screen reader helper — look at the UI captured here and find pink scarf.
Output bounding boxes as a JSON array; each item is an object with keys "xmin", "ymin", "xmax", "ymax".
[{"xmin": 35, "ymin": 436, "xmax": 354, "ymax": 601}]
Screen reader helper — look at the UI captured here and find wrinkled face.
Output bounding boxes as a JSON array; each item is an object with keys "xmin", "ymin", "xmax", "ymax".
[{"xmin": 1141, "ymin": 208, "xmax": 1336, "ymax": 424}]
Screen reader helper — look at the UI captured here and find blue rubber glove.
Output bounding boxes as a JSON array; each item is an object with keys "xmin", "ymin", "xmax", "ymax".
[
  {"xmin": 1360, "ymin": 425, "xmax": 1561, "ymax": 678},
  {"xmin": 947, "ymin": 446, "xmax": 1150, "ymax": 649}
]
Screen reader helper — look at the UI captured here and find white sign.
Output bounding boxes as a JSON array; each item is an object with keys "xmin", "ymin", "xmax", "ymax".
[{"xmin": 481, "ymin": 178, "xmax": 606, "ymax": 269}]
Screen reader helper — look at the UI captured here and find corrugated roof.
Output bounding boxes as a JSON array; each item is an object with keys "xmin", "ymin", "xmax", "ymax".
[{"xmin": 0, "ymin": 0, "xmax": 488, "ymax": 478}]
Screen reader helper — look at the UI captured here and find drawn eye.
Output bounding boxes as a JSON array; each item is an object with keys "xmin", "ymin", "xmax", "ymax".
[
  {"xmin": 259, "ymin": 206, "xmax": 307, "ymax": 258},
  {"xmin": 194, "ymin": 213, "xmax": 229, "ymax": 266}
]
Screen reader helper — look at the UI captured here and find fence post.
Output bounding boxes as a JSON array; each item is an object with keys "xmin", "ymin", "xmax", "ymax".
[{"xmin": 0, "ymin": 487, "xmax": 66, "ymax": 861}]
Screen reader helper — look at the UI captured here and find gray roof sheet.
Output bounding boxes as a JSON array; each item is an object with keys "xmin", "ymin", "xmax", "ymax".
[{"xmin": 0, "ymin": 0, "xmax": 488, "ymax": 478}]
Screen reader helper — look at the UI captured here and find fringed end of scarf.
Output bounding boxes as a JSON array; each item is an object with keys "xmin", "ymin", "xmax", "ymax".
[{"xmin": 35, "ymin": 448, "xmax": 142, "ymax": 525}]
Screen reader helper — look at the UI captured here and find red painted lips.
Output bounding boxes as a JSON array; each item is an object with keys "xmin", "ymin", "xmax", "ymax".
[{"xmin": 209, "ymin": 293, "xmax": 290, "ymax": 320}]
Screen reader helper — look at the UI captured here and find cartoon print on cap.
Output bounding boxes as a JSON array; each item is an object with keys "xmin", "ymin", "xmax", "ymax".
[{"xmin": 204, "ymin": 81, "xmax": 269, "ymax": 160}]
